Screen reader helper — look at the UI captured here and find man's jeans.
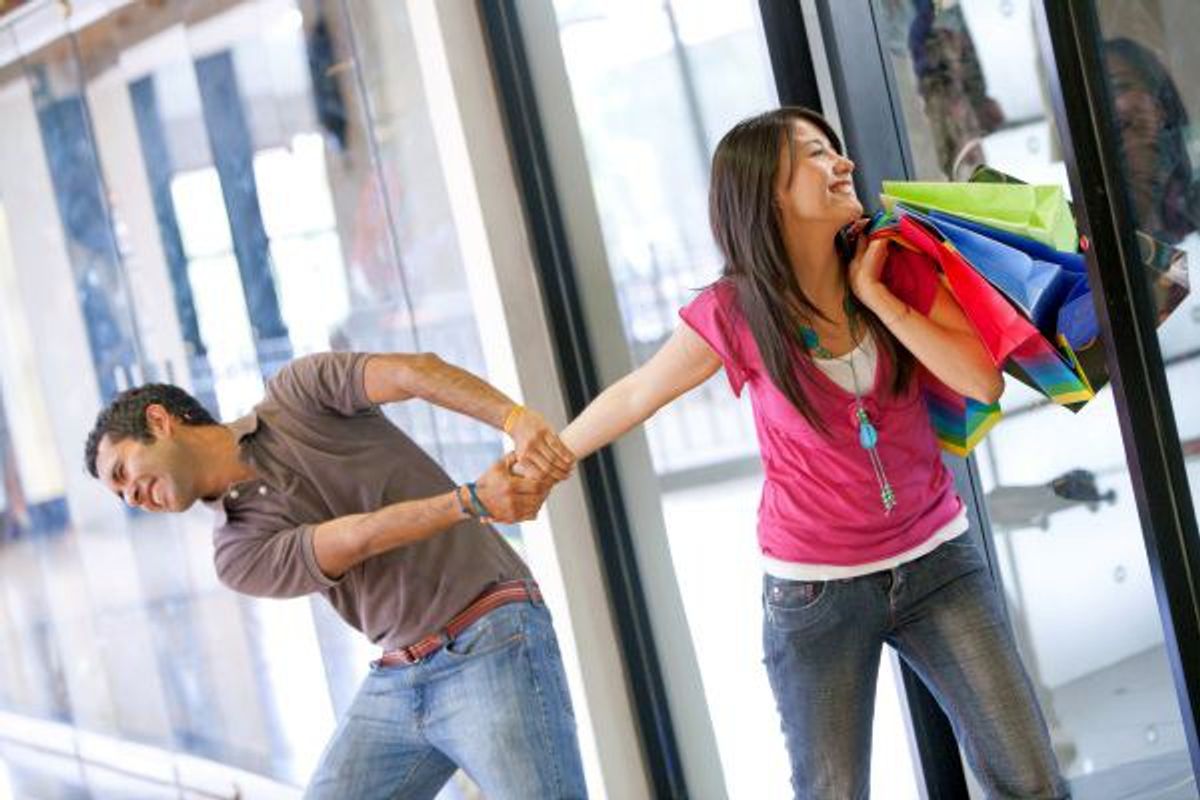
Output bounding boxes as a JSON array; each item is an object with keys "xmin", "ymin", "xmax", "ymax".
[
  {"xmin": 306, "ymin": 602, "xmax": 586, "ymax": 799},
  {"xmin": 763, "ymin": 536, "xmax": 1070, "ymax": 799}
]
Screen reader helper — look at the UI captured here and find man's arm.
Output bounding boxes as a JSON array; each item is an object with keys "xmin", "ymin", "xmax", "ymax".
[
  {"xmin": 311, "ymin": 452, "xmax": 549, "ymax": 578},
  {"xmin": 364, "ymin": 353, "xmax": 574, "ymax": 480},
  {"xmin": 365, "ymin": 352, "xmax": 510, "ymax": 424},
  {"xmin": 312, "ymin": 490, "xmax": 465, "ymax": 579}
]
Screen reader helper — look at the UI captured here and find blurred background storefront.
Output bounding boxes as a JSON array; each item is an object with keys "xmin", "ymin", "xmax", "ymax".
[{"xmin": 0, "ymin": 0, "xmax": 1196, "ymax": 798}]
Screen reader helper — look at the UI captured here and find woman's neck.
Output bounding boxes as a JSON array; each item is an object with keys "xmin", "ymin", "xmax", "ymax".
[{"xmin": 781, "ymin": 221, "xmax": 845, "ymax": 317}]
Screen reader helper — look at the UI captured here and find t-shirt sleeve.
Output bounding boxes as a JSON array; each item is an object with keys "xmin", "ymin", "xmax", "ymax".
[
  {"xmin": 882, "ymin": 248, "xmax": 941, "ymax": 316},
  {"xmin": 678, "ymin": 284, "xmax": 749, "ymax": 396},
  {"xmin": 213, "ymin": 519, "xmax": 341, "ymax": 598},
  {"xmin": 266, "ymin": 351, "xmax": 375, "ymax": 418}
]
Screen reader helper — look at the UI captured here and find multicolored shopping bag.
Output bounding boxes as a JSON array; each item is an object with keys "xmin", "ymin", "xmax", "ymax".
[
  {"xmin": 967, "ymin": 166, "xmax": 1191, "ymax": 395},
  {"xmin": 875, "ymin": 170, "xmax": 1191, "ymax": 450},
  {"xmin": 922, "ymin": 368, "xmax": 1003, "ymax": 457},
  {"xmin": 873, "ymin": 220, "xmax": 1002, "ymax": 456},
  {"xmin": 893, "ymin": 207, "xmax": 1096, "ymax": 405},
  {"xmin": 921, "ymin": 210, "xmax": 1091, "ymax": 342}
]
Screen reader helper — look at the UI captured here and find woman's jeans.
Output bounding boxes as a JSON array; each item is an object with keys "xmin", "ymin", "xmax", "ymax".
[
  {"xmin": 763, "ymin": 537, "xmax": 1070, "ymax": 799},
  {"xmin": 305, "ymin": 602, "xmax": 586, "ymax": 799}
]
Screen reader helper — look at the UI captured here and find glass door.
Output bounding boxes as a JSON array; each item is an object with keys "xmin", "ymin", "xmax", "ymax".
[
  {"xmin": 829, "ymin": 0, "xmax": 1199, "ymax": 794},
  {"xmin": 0, "ymin": 1, "xmax": 540, "ymax": 796},
  {"xmin": 496, "ymin": 0, "xmax": 927, "ymax": 795}
]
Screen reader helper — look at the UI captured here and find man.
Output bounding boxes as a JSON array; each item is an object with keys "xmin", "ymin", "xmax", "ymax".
[{"xmin": 84, "ymin": 351, "xmax": 585, "ymax": 799}]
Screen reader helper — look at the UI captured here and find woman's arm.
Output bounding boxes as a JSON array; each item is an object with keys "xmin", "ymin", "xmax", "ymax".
[
  {"xmin": 561, "ymin": 324, "xmax": 722, "ymax": 459},
  {"xmin": 851, "ymin": 239, "xmax": 1004, "ymax": 404}
]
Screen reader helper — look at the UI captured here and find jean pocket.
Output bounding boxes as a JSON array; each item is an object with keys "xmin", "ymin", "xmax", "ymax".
[
  {"xmin": 442, "ymin": 606, "xmax": 526, "ymax": 660},
  {"xmin": 936, "ymin": 535, "xmax": 982, "ymax": 561},
  {"xmin": 763, "ymin": 576, "xmax": 836, "ymax": 632}
]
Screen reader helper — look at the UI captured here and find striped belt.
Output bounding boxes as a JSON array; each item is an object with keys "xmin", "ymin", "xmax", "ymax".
[{"xmin": 377, "ymin": 580, "xmax": 542, "ymax": 667}]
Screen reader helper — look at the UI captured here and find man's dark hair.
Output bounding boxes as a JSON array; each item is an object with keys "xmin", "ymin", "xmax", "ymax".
[{"xmin": 84, "ymin": 384, "xmax": 218, "ymax": 478}]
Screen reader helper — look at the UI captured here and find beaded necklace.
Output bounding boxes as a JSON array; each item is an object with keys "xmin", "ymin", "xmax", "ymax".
[{"xmin": 799, "ymin": 298, "xmax": 897, "ymax": 514}]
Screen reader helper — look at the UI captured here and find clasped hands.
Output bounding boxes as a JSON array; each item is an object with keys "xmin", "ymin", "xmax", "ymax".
[{"xmin": 469, "ymin": 407, "xmax": 576, "ymax": 525}]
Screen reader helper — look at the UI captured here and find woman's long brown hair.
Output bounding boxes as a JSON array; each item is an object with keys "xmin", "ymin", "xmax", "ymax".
[{"xmin": 707, "ymin": 107, "xmax": 915, "ymax": 430}]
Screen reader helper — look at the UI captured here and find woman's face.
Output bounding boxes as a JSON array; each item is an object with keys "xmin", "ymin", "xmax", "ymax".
[
  {"xmin": 1106, "ymin": 51, "xmax": 1169, "ymax": 234},
  {"xmin": 774, "ymin": 119, "xmax": 861, "ymax": 229}
]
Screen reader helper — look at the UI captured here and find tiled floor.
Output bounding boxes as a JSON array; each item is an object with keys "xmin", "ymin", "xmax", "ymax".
[
  {"xmin": 0, "ymin": 741, "xmax": 180, "ymax": 800},
  {"xmin": 0, "ymin": 483, "xmax": 1195, "ymax": 798},
  {"xmin": 1071, "ymin": 751, "xmax": 1196, "ymax": 799}
]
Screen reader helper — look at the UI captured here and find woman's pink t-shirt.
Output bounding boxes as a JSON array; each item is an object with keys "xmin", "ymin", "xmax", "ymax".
[{"xmin": 679, "ymin": 275, "xmax": 962, "ymax": 566}]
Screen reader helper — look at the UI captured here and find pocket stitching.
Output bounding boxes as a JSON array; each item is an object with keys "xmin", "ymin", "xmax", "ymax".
[
  {"xmin": 764, "ymin": 579, "xmax": 837, "ymax": 631},
  {"xmin": 442, "ymin": 626, "xmax": 525, "ymax": 660}
]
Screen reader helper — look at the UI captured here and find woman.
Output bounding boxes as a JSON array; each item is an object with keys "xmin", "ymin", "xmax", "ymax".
[{"xmin": 557, "ymin": 108, "xmax": 1068, "ymax": 797}]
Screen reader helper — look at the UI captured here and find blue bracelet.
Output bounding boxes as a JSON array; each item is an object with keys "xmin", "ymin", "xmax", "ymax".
[
  {"xmin": 466, "ymin": 482, "xmax": 492, "ymax": 519},
  {"xmin": 455, "ymin": 485, "xmax": 473, "ymax": 516}
]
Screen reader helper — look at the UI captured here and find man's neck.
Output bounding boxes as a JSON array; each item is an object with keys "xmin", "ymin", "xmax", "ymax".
[{"xmin": 196, "ymin": 424, "xmax": 258, "ymax": 499}]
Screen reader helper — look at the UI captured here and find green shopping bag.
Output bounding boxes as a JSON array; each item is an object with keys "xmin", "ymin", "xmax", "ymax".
[{"xmin": 880, "ymin": 180, "xmax": 1078, "ymax": 252}]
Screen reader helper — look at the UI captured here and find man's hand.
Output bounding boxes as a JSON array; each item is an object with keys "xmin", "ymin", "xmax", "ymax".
[
  {"xmin": 473, "ymin": 453, "xmax": 552, "ymax": 524},
  {"xmin": 508, "ymin": 407, "xmax": 575, "ymax": 482}
]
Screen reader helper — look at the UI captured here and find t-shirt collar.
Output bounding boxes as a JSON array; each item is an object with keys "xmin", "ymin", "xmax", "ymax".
[
  {"xmin": 201, "ymin": 412, "xmax": 264, "ymax": 515},
  {"xmin": 227, "ymin": 411, "xmax": 260, "ymax": 443}
]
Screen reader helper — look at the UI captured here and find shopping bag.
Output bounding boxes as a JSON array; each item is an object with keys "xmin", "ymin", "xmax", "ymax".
[
  {"xmin": 968, "ymin": 166, "xmax": 1191, "ymax": 393},
  {"xmin": 1136, "ymin": 230, "xmax": 1191, "ymax": 325},
  {"xmin": 923, "ymin": 378, "xmax": 1003, "ymax": 457},
  {"xmin": 874, "ymin": 219, "xmax": 1002, "ymax": 456},
  {"xmin": 921, "ymin": 210, "xmax": 1085, "ymax": 337},
  {"xmin": 880, "ymin": 179, "xmax": 1078, "ymax": 252},
  {"xmin": 970, "ymin": 164, "xmax": 1191, "ymax": 325},
  {"xmin": 873, "ymin": 209, "xmax": 1095, "ymax": 406}
]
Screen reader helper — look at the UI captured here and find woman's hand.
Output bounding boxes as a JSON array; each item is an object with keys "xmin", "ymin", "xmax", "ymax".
[
  {"xmin": 847, "ymin": 235, "xmax": 891, "ymax": 306},
  {"xmin": 508, "ymin": 407, "xmax": 575, "ymax": 483}
]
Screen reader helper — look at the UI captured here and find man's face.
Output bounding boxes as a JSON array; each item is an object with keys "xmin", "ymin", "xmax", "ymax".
[{"xmin": 94, "ymin": 406, "xmax": 202, "ymax": 513}]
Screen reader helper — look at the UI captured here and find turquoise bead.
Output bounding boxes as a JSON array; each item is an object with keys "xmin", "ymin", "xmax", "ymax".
[{"xmin": 858, "ymin": 421, "xmax": 878, "ymax": 449}]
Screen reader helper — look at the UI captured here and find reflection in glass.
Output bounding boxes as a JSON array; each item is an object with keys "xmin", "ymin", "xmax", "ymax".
[
  {"xmin": 1093, "ymin": 5, "xmax": 1200, "ymax": 516},
  {"xmin": 876, "ymin": 0, "xmax": 1194, "ymax": 794},
  {"xmin": 0, "ymin": 1, "xmax": 511, "ymax": 795},
  {"xmin": 546, "ymin": 0, "xmax": 920, "ymax": 796}
]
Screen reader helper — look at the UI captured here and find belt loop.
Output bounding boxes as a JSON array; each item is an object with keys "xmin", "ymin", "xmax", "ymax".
[{"xmin": 524, "ymin": 578, "xmax": 539, "ymax": 605}]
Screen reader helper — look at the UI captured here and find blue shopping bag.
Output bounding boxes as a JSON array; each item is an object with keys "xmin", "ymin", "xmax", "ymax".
[{"xmin": 924, "ymin": 210, "xmax": 1097, "ymax": 348}]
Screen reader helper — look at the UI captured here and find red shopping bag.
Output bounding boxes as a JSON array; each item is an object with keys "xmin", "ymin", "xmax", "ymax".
[
  {"xmin": 877, "ymin": 209, "xmax": 1095, "ymax": 406},
  {"xmin": 875, "ymin": 226, "xmax": 1001, "ymax": 456}
]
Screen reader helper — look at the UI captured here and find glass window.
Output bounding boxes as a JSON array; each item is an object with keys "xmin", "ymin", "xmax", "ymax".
[
  {"xmin": 0, "ymin": 1, "xmax": 551, "ymax": 796},
  {"xmin": 531, "ymin": 0, "xmax": 921, "ymax": 795},
  {"xmin": 874, "ymin": 0, "xmax": 1193, "ymax": 793},
  {"xmin": 1094, "ymin": 0, "xmax": 1200, "ymax": 521}
]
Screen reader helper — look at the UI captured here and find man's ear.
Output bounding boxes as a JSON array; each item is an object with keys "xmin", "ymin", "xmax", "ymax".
[{"xmin": 144, "ymin": 403, "xmax": 174, "ymax": 438}]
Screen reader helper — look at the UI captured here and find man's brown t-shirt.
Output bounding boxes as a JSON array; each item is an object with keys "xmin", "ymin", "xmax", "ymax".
[{"xmin": 208, "ymin": 352, "xmax": 530, "ymax": 651}]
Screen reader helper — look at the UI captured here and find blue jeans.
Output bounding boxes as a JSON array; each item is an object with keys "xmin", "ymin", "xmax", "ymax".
[
  {"xmin": 763, "ymin": 537, "xmax": 1070, "ymax": 799},
  {"xmin": 305, "ymin": 602, "xmax": 586, "ymax": 799}
]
